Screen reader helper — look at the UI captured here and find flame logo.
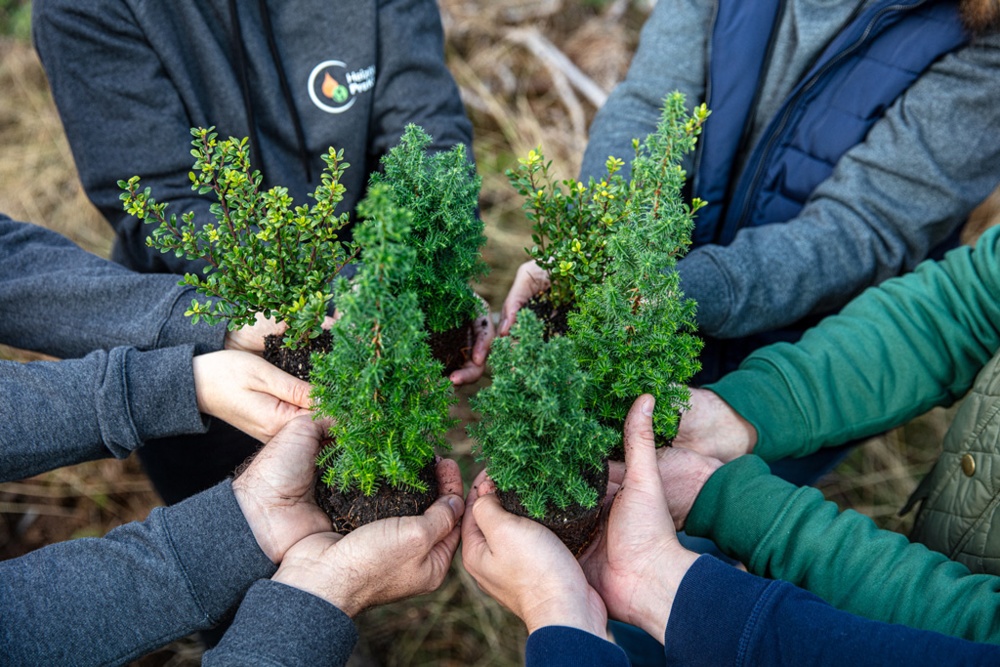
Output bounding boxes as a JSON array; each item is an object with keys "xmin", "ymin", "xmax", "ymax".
[{"xmin": 322, "ymin": 72, "xmax": 339, "ymax": 100}]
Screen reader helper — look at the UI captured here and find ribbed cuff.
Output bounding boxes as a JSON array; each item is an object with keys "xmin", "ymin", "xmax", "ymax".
[
  {"xmin": 526, "ymin": 626, "xmax": 629, "ymax": 666},
  {"xmin": 163, "ymin": 481, "xmax": 277, "ymax": 625},
  {"xmin": 123, "ymin": 345, "xmax": 208, "ymax": 443}
]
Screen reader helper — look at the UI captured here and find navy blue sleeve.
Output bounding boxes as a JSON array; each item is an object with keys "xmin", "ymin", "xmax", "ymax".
[
  {"xmin": 665, "ymin": 555, "xmax": 1000, "ymax": 666},
  {"xmin": 203, "ymin": 580, "xmax": 359, "ymax": 666},
  {"xmin": 525, "ymin": 626, "xmax": 629, "ymax": 666}
]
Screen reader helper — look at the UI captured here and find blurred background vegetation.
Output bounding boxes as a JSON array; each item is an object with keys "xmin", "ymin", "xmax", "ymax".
[{"xmin": 1, "ymin": 1, "xmax": 998, "ymax": 665}]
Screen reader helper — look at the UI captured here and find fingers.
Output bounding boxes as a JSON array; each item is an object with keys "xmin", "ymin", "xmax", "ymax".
[
  {"xmin": 252, "ymin": 356, "xmax": 313, "ymax": 409},
  {"xmin": 469, "ymin": 487, "xmax": 510, "ymax": 544},
  {"xmin": 472, "ymin": 311, "xmax": 495, "ymax": 367},
  {"xmin": 450, "ymin": 362, "xmax": 484, "ymax": 386},
  {"xmin": 419, "ymin": 494, "xmax": 466, "ymax": 546},
  {"xmin": 435, "ymin": 458, "xmax": 464, "ymax": 498},
  {"xmin": 622, "ymin": 394, "xmax": 662, "ymax": 490},
  {"xmin": 499, "ymin": 261, "xmax": 550, "ymax": 336}
]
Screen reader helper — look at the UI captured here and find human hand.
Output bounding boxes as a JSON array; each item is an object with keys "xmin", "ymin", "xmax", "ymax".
[
  {"xmin": 461, "ymin": 470, "xmax": 609, "ymax": 638},
  {"xmin": 581, "ymin": 395, "xmax": 699, "ymax": 642},
  {"xmin": 672, "ymin": 388, "xmax": 757, "ymax": 462},
  {"xmin": 224, "ymin": 312, "xmax": 335, "ymax": 354},
  {"xmin": 271, "ymin": 459, "xmax": 465, "ymax": 616},
  {"xmin": 497, "ymin": 260, "xmax": 551, "ymax": 336},
  {"xmin": 232, "ymin": 416, "xmax": 332, "ymax": 563},
  {"xmin": 450, "ymin": 293, "xmax": 496, "ymax": 386},
  {"xmin": 192, "ymin": 350, "xmax": 312, "ymax": 442}
]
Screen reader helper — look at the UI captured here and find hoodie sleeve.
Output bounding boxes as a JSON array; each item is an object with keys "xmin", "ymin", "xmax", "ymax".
[
  {"xmin": 0, "ymin": 216, "xmax": 225, "ymax": 357},
  {"xmin": 665, "ymin": 555, "xmax": 1000, "ymax": 665},
  {"xmin": 367, "ymin": 0, "xmax": 474, "ymax": 161},
  {"xmin": 0, "ymin": 481, "xmax": 276, "ymax": 667},
  {"xmin": 0, "ymin": 345, "xmax": 208, "ymax": 483}
]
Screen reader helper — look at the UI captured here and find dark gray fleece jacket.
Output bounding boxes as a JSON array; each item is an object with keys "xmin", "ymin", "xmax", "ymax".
[
  {"xmin": 0, "ymin": 215, "xmax": 222, "ymax": 480},
  {"xmin": 33, "ymin": 0, "xmax": 473, "ymax": 275}
]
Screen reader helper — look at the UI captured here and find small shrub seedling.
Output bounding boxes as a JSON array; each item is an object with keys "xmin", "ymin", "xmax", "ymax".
[
  {"xmin": 469, "ymin": 309, "xmax": 619, "ymax": 553},
  {"xmin": 119, "ymin": 127, "xmax": 356, "ymax": 354},
  {"xmin": 309, "ymin": 184, "xmax": 456, "ymax": 530},
  {"xmin": 370, "ymin": 124, "xmax": 488, "ymax": 336}
]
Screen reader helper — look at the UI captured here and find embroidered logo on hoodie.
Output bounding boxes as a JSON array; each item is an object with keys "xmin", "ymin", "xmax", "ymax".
[{"xmin": 308, "ymin": 61, "xmax": 376, "ymax": 114}]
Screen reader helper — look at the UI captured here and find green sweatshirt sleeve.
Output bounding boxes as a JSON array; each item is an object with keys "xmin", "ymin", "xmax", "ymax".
[
  {"xmin": 706, "ymin": 225, "xmax": 1000, "ymax": 461},
  {"xmin": 687, "ymin": 455, "xmax": 1000, "ymax": 642}
]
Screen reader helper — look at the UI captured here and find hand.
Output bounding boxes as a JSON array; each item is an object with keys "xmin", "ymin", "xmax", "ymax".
[
  {"xmin": 607, "ymin": 445, "xmax": 721, "ymax": 531},
  {"xmin": 192, "ymin": 350, "xmax": 312, "ymax": 442},
  {"xmin": 232, "ymin": 416, "xmax": 333, "ymax": 563},
  {"xmin": 450, "ymin": 293, "xmax": 496, "ymax": 386},
  {"xmin": 672, "ymin": 388, "xmax": 757, "ymax": 462},
  {"xmin": 462, "ymin": 470, "xmax": 609, "ymax": 638},
  {"xmin": 498, "ymin": 260, "xmax": 550, "ymax": 337},
  {"xmin": 224, "ymin": 312, "xmax": 335, "ymax": 354},
  {"xmin": 272, "ymin": 459, "xmax": 465, "ymax": 616},
  {"xmin": 581, "ymin": 395, "xmax": 700, "ymax": 642}
]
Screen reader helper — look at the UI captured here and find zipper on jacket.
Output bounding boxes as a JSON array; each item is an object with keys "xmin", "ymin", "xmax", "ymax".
[{"xmin": 725, "ymin": 0, "xmax": 928, "ymax": 239}]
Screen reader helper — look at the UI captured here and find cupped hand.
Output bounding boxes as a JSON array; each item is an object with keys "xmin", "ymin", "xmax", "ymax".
[
  {"xmin": 272, "ymin": 459, "xmax": 465, "ymax": 616},
  {"xmin": 461, "ymin": 470, "xmax": 609, "ymax": 638},
  {"xmin": 581, "ymin": 395, "xmax": 699, "ymax": 642},
  {"xmin": 224, "ymin": 312, "xmax": 336, "ymax": 354},
  {"xmin": 232, "ymin": 416, "xmax": 333, "ymax": 564},
  {"xmin": 450, "ymin": 293, "xmax": 496, "ymax": 386},
  {"xmin": 672, "ymin": 387, "xmax": 757, "ymax": 462},
  {"xmin": 497, "ymin": 260, "xmax": 550, "ymax": 337},
  {"xmin": 192, "ymin": 349, "xmax": 312, "ymax": 442}
]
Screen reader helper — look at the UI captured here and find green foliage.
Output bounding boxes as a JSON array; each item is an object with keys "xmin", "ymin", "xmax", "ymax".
[
  {"xmin": 369, "ymin": 124, "xmax": 487, "ymax": 333},
  {"xmin": 469, "ymin": 310, "xmax": 619, "ymax": 519},
  {"xmin": 569, "ymin": 93, "xmax": 708, "ymax": 440},
  {"xmin": 119, "ymin": 127, "xmax": 356, "ymax": 349},
  {"xmin": 310, "ymin": 184, "xmax": 456, "ymax": 496},
  {"xmin": 0, "ymin": 0, "xmax": 31, "ymax": 40}
]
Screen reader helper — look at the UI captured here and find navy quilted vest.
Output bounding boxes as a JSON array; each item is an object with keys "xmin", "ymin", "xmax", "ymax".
[{"xmin": 693, "ymin": 0, "xmax": 968, "ymax": 382}]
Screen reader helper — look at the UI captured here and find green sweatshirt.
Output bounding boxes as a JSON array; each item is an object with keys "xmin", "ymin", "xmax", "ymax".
[{"xmin": 687, "ymin": 223, "xmax": 1000, "ymax": 642}]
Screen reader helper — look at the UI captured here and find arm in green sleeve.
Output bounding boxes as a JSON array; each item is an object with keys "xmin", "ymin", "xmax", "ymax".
[
  {"xmin": 707, "ymin": 225, "xmax": 1000, "ymax": 461},
  {"xmin": 687, "ymin": 456, "xmax": 1000, "ymax": 642}
]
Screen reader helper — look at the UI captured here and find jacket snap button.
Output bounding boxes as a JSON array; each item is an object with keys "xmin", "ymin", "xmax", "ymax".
[{"xmin": 961, "ymin": 454, "xmax": 976, "ymax": 477}]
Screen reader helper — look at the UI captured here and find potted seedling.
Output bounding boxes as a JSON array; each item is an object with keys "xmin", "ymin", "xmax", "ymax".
[
  {"xmin": 370, "ymin": 124, "xmax": 489, "ymax": 374},
  {"xmin": 119, "ymin": 127, "xmax": 356, "ymax": 379},
  {"xmin": 469, "ymin": 309, "xmax": 619, "ymax": 555},
  {"xmin": 309, "ymin": 185, "xmax": 457, "ymax": 531},
  {"xmin": 570, "ymin": 92, "xmax": 706, "ymax": 447}
]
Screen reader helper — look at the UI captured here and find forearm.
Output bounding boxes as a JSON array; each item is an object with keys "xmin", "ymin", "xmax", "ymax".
[
  {"xmin": 687, "ymin": 457, "xmax": 1000, "ymax": 642},
  {"xmin": 578, "ymin": 0, "xmax": 709, "ymax": 183},
  {"xmin": 666, "ymin": 555, "xmax": 1000, "ymax": 665},
  {"xmin": 202, "ymin": 580, "xmax": 358, "ymax": 667},
  {"xmin": 707, "ymin": 226, "xmax": 1000, "ymax": 460},
  {"xmin": 685, "ymin": 32, "xmax": 1000, "ymax": 339},
  {"xmin": 0, "ymin": 217, "xmax": 224, "ymax": 356},
  {"xmin": 0, "ymin": 482, "xmax": 275, "ymax": 666},
  {"xmin": 0, "ymin": 346, "xmax": 207, "ymax": 482}
]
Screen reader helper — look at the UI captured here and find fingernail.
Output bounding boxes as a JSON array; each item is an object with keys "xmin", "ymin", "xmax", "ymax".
[
  {"xmin": 642, "ymin": 396, "xmax": 655, "ymax": 416},
  {"xmin": 447, "ymin": 495, "xmax": 464, "ymax": 515}
]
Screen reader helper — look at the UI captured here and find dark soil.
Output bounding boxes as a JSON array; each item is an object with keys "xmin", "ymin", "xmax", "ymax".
[
  {"xmin": 315, "ymin": 459, "xmax": 439, "ymax": 534},
  {"xmin": 523, "ymin": 291, "xmax": 573, "ymax": 339},
  {"xmin": 498, "ymin": 459, "xmax": 609, "ymax": 556},
  {"xmin": 428, "ymin": 318, "xmax": 480, "ymax": 375},
  {"xmin": 263, "ymin": 331, "xmax": 332, "ymax": 380}
]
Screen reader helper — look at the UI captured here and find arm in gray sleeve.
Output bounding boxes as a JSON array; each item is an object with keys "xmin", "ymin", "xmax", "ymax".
[
  {"xmin": 0, "ymin": 481, "xmax": 276, "ymax": 667},
  {"xmin": 578, "ymin": 0, "xmax": 711, "ymax": 183},
  {"xmin": 682, "ymin": 32, "xmax": 1000, "ymax": 338},
  {"xmin": 367, "ymin": 0, "xmax": 474, "ymax": 161},
  {"xmin": 0, "ymin": 216, "xmax": 224, "ymax": 357},
  {"xmin": 0, "ymin": 345, "xmax": 207, "ymax": 482},
  {"xmin": 202, "ymin": 580, "xmax": 359, "ymax": 667}
]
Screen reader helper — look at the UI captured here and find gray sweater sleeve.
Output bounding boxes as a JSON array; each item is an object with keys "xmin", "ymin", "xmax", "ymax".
[
  {"xmin": 0, "ymin": 481, "xmax": 276, "ymax": 667},
  {"xmin": 0, "ymin": 216, "xmax": 224, "ymax": 356},
  {"xmin": 202, "ymin": 580, "xmax": 359, "ymax": 667},
  {"xmin": 581, "ymin": 4, "xmax": 1000, "ymax": 339},
  {"xmin": 0, "ymin": 345, "xmax": 207, "ymax": 482}
]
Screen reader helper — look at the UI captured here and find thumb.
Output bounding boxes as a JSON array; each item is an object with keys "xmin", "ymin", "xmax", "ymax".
[
  {"xmin": 256, "ymin": 359, "xmax": 313, "ymax": 409},
  {"xmin": 622, "ymin": 395, "xmax": 662, "ymax": 493},
  {"xmin": 420, "ymin": 494, "xmax": 465, "ymax": 544}
]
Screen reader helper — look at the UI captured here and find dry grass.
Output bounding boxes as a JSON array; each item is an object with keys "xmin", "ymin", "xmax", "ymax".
[{"xmin": 2, "ymin": 1, "xmax": 1000, "ymax": 665}]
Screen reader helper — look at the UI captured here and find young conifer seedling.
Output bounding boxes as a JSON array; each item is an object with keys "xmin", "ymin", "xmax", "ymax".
[
  {"xmin": 119, "ymin": 127, "xmax": 356, "ymax": 378},
  {"xmin": 369, "ymin": 124, "xmax": 489, "ymax": 372},
  {"xmin": 570, "ymin": 93, "xmax": 707, "ymax": 445},
  {"xmin": 469, "ymin": 309, "xmax": 619, "ymax": 555},
  {"xmin": 310, "ymin": 184, "xmax": 456, "ymax": 531}
]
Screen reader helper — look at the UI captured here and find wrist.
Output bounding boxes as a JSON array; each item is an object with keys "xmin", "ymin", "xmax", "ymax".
[
  {"xmin": 631, "ymin": 546, "xmax": 699, "ymax": 642},
  {"xmin": 273, "ymin": 559, "xmax": 364, "ymax": 617},
  {"xmin": 523, "ymin": 595, "xmax": 607, "ymax": 640}
]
